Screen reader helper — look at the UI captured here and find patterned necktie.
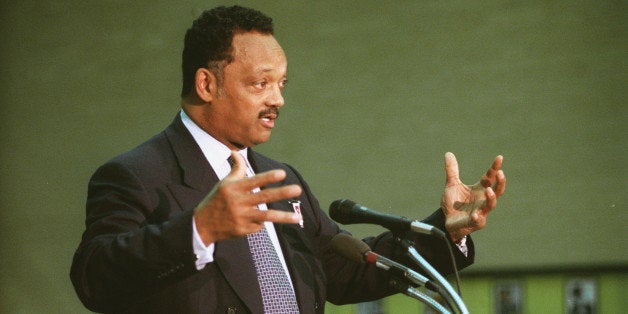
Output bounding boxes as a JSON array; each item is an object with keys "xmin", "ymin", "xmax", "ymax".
[{"xmin": 228, "ymin": 156, "xmax": 300, "ymax": 313}]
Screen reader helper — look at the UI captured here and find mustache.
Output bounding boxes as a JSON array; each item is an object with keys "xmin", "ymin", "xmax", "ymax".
[{"xmin": 258, "ymin": 107, "xmax": 279, "ymax": 119}]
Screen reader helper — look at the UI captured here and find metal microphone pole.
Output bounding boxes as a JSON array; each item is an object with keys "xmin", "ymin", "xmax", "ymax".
[
  {"xmin": 401, "ymin": 240, "xmax": 469, "ymax": 314},
  {"xmin": 388, "ymin": 276, "xmax": 451, "ymax": 314}
]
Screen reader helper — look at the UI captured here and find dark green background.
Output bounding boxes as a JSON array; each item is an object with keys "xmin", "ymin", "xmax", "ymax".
[{"xmin": 1, "ymin": 0, "xmax": 625, "ymax": 312}]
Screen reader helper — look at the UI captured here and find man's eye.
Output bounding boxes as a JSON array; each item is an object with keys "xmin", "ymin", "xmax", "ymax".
[
  {"xmin": 255, "ymin": 81, "xmax": 267, "ymax": 89},
  {"xmin": 280, "ymin": 79, "xmax": 288, "ymax": 88}
]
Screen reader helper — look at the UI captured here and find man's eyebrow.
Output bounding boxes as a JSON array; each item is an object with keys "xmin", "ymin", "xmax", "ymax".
[
  {"xmin": 250, "ymin": 66, "xmax": 287, "ymax": 77},
  {"xmin": 254, "ymin": 67, "xmax": 276, "ymax": 74}
]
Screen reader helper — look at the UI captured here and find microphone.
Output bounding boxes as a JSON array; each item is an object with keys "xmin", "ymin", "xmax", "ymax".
[
  {"xmin": 330, "ymin": 233, "xmax": 438, "ymax": 291},
  {"xmin": 329, "ymin": 199, "xmax": 445, "ymax": 237}
]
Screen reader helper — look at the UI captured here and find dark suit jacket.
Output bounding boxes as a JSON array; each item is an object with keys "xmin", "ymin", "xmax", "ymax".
[{"xmin": 70, "ymin": 114, "xmax": 474, "ymax": 313}]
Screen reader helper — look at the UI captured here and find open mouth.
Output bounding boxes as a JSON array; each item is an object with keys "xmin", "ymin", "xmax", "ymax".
[
  {"xmin": 260, "ymin": 113, "xmax": 277, "ymax": 121},
  {"xmin": 259, "ymin": 108, "xmax": 279, "ymax": 127}
]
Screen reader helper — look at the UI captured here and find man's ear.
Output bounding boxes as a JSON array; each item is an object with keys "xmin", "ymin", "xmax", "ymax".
[{"xmin": 195, "ymin": 68, "xmax": 218, "ymax": 102}]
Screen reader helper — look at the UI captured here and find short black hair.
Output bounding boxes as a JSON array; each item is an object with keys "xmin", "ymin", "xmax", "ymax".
[{"xmin": 180, "ymin": 5, "xmax": 274, "ymax": 98}]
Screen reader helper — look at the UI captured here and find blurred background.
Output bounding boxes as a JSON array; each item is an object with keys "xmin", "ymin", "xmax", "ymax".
[{"xmin": 1, "ymin": 0, "xmax": 625, "ymax": 313}]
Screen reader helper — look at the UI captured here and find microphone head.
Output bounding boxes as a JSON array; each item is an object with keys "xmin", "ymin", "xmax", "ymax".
[
  {"xmin": 329, "ymin": 233, "xmax": 370, "ymax": 263},
  {"xmin": 329, "ymin": 199, "xmax": 411, "ymax": 233},
  {"xmin": 329, "ymin": 199, "xmax": 356, "ymax": 224}
]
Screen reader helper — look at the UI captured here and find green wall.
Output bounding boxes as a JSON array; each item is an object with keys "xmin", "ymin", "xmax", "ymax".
[{"xmin": 1, "ymin": 0, "xmax": 625, "ymax": 312}]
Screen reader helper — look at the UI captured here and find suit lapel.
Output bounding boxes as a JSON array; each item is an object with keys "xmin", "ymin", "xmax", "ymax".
[
  {"xmin": 215, "ymin": 238, "xmax": 264, "ymax": 312},
  {"xmin": 165, "ymin": 115, "xmax": 264, "ymax": 312},
  {"xmin": 164, "ymin": 115, "xmax": 217, "ymax": 193}
]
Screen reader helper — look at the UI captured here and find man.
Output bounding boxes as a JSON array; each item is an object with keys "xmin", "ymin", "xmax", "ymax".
[{"xmin": 70, "ymin": 5, "xmax": 506, "ymax": 313}]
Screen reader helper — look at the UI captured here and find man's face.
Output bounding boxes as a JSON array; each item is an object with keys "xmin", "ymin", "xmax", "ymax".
[{"xmin": 205, "ymin": 32, "xmax": 288, "ymax": 149}]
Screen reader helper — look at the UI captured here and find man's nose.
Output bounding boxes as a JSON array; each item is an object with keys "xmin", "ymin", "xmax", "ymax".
[{"xmin": 267, "ymin": 84, "xmax": 284, "ymax": 107}]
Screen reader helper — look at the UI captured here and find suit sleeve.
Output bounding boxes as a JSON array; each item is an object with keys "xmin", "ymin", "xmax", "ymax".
[{"xmin": 70, "ymin": 161, "xmax": 198, "ymax": 313}]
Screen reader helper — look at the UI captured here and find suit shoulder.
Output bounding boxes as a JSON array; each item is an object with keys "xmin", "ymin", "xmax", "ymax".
[
  {"xmin": 107, "ymin": 131, "xmax": 172, "ymax": 170},
  {"xmin": 90, "ymin": 130, "xmax": 178, "ymax": 188}
]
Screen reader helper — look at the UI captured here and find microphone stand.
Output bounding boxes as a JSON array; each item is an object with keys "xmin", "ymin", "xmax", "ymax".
[
  {"xmin": 389, "ymin": 276, "xmax": 452, "ymax": 314},
  {"xmin": 400, "ymin": 239, "xmax": 469, "ymax": 314}
]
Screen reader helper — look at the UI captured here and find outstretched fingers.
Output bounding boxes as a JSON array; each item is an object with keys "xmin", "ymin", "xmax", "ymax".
[
  {"xmin": 480, "ymin": 186, "xmax": 497, "ymax": 213},
  {"xmin": 444, "ymin": 152, "xmax": 461, "ymax": 187},
  {"xmin": 227, "ymin": 151, "xmax": 299, "ymax": 198},
  {"xmin": 480, "ymin": 155, "xmax": 503, "ymax": 188},
  {"xmin": 494, "ymin": 170, "xmax": 506, "ymax": 196},
  {"xmin": 247, "ymin": 184, "xmax": 302, "ymax": 209},
  {"xmin": 254, "ymin": 209, "xmax": 302, "ymax": 225},
  {"xmin": 227, "ymin": 151, "xmax": 303, "ymax": 225}
]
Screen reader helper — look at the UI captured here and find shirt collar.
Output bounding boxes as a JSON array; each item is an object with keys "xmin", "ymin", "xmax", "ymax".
[{"xmin": 180, "ymin": 110, "xmax": 248, "ymax": 178}]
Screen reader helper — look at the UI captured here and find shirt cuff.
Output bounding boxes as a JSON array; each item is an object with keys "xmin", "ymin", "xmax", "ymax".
[
  {"xmin": 192, "ymin": 216, "xmax": 215, "ymax": 270},
  {"xmin": 455, "ymin": 235, "xmax": 469, "ymax": 257}
]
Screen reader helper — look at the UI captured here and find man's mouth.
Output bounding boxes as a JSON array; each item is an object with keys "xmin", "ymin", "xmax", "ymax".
[{"xmin": 259, "ymin": 108, "xmax": 279, "ymax": 127}]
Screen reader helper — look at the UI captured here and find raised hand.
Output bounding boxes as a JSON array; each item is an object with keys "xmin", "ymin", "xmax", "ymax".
[
  {"xmin": 193, "ymin": 151, "xmax": 302, "ymax": 245},
  {"xmin": 440, "ymin": 152, "xmax": 506, "ymax": 242}
]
